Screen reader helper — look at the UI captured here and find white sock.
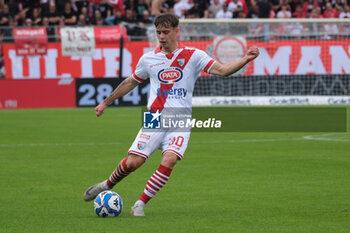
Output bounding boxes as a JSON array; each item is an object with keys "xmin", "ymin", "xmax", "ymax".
[{"xmin": 135, "ymin": 199, "xmax": 145, "ymax": 207}]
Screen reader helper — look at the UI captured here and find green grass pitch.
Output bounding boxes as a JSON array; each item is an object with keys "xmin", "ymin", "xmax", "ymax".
[{"xmin": 1, "ymin": 107, "xmax": 350, "ymax": 233}]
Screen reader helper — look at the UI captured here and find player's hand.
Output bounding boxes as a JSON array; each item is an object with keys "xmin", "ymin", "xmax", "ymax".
[
  {"xmin": 95, "ymin": 102, "xmax": 107, "ymax": 117},
  {"xmin": 245, "ymin": 46, "xmax": 259, "ymax": 62}
]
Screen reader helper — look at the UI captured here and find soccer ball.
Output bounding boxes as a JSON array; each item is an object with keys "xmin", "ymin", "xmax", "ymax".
[{"xmin": 94, "ymin": 190, "xmax": 123, "ymax": 217}]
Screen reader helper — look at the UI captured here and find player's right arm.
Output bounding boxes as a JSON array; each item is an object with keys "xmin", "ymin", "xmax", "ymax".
[
  {"xmin": 94, "ymin": 76, "xmax": 139, "ymax": 117},
  {"xmin": 209, "ymin": 46, "xmax": 259, "ymax": 76}
]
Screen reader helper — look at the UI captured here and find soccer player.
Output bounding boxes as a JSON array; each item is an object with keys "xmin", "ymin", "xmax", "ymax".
[{"xmin": 84, "ymin": 13, "xmax": 259, "ymax": 216}]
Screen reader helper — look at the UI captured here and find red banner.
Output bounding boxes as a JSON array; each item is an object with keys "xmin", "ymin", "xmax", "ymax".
[
  {"xmin": 94, "ymin": 26, "xmax": 128, "ymax": 43},
  {"xmin": 2, "ymin": 39, "xmax": 350, "ymax": 79},
  {"xmin": 0, "ymin": 79, "xmax": 75, "ymax": 109},
  {"xmin": 244, "ymin": 40, "xmax": 350, "ymax": 75},
  {"xmin": 13, "ymin": 28, "xmax": 48, "ymax": 56},
  {"xmin": 2, "ymin": 42, "xmax": 152, "ymax": 79}
]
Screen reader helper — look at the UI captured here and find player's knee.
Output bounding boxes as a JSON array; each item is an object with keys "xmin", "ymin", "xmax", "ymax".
[
  {"xmin": 126, "ymin": 154, "xmax": 146, "ymax": 171},
  {"xmin": 161, "ymin": 153, "xmax": 179, "ymax": 168}
]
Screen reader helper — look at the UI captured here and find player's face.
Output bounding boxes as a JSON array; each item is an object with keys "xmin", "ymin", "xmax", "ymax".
[{"xmin": 156, "ymin": 25, "xmax": 179, "ymax": 51}]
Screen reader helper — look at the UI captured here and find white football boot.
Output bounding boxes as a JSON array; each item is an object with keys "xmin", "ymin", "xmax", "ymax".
[
  {"xmin": 83, "ymin": 180, "xmax": 110, "ymax": 201},
  {"xmin": 130, "ymin": 202, "xmax": 145, "ymax": 216}
]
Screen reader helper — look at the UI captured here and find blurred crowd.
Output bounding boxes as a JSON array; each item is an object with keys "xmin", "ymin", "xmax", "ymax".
[
  {"xmin": 0, "ymin": 0, "xmax": 349, "ymax": 41},
  {"xmin": 0, "ymin": 0, "xmax": 349, "ymax": 78},
  {"xmin": 0, "ymin": 0, "xmax": 349, "ymax": 29}
]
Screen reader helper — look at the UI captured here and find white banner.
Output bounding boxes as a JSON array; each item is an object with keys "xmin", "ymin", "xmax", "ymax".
[
  {"xmin": 193, "ymin": 96, "xmax": 350, "ymax": 106},
  {"xmin": 60, "ymin": 27, "xmax": 95, "ymax": 56},
  {"xmin": 207, "ymin": 36, "xmax": 247, "ymax": 76}
]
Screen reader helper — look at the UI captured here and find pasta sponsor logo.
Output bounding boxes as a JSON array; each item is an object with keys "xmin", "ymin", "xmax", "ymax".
[{"xmin": 157, "ymin": 68, "xmax": 183, "ymax": 84}]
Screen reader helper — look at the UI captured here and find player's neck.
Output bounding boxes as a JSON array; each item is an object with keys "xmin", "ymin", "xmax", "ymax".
[{"xmin": 161, "ymin": 43, "xmax": 179, "ymax": 54}]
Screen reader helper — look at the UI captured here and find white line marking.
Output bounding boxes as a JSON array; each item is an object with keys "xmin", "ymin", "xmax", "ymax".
[
  {"xmin": 191, "ymin": 138, "xmax": 302, "ymax": 144},
  {"xmin": 3, "ymin": 133, "xmax": 350, "ymax": 148},
  {"xmin": 0, "ymin": 138, "xmax": 301, "ymax": 147},
  {"xmin": 0, "ymin": 142, "xmax": 124, "ymax": 147},
  {"xmin": 4, "ymin": 133, "xmax": 349, "ymax": 147},
  {"xmin": 303, "ymin": 133, "xmax": 350, "ymax": 142}
]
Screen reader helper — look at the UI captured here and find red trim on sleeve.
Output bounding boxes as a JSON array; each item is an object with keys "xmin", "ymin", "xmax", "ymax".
[
  {"xmin": 204, "ymin": 60, "xmax": 215, "ymax": 73},
  {"xmin": 132, "ymin": 73, "xmax": 144, "ymax": 83}
]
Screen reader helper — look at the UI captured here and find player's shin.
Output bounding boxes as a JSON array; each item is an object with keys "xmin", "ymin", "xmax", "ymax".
[
  {"xmin": 138, "ymin": 164, "xmax": 173, "ymax": 204},
  {"xmin": 107, "ymin": 157, "xmax": 134, "ymax": 188}
]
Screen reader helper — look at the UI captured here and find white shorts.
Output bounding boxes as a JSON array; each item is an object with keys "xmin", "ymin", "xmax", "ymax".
[{"xmin": 128, "ymin": 128, "xmax": 191, "ymax": 160}]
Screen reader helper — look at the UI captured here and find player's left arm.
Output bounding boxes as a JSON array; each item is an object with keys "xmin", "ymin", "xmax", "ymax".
[
  {"xmin": 94, "ymin": 76, "xmax": 139, "ymax": 117},
  {"xmin": 209, "ymin": 46, "xmax": 259, "ymax": 77}
]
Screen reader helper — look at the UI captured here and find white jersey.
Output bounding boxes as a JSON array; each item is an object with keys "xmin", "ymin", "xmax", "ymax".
[{"xmin": 132, "ymin": 44, "xmax": 215, "ymax": 111}]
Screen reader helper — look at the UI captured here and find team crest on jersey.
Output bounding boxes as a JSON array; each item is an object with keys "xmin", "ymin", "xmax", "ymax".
[
  {"xmin": 137, "ymin": 141, "xmax": 146, "ymax": 150},
  {"xmin": 158, "ymin": 67, "xmax": 183, "ymax": 84},
  {"xmin": 177, "ymin": 58, "xmax": 185, "ymax": 67}
]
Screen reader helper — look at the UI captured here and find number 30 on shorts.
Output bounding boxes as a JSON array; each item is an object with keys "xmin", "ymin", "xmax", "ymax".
[{"xmin": 169, "ymin": 136, "xmax": 184, "ymax": 147}]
